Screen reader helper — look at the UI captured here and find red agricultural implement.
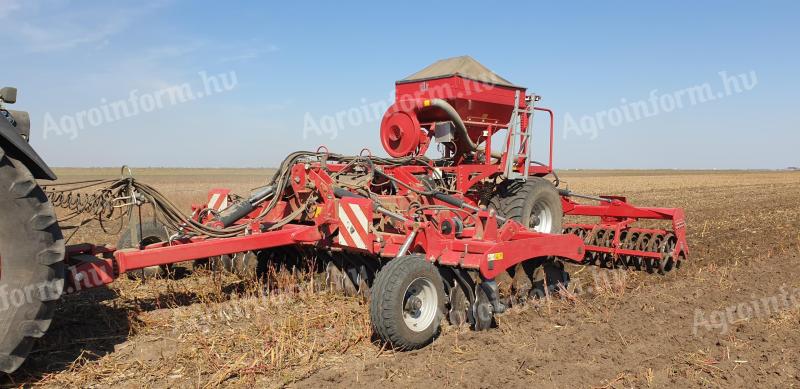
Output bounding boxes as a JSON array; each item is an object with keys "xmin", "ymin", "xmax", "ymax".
[{"xmin": 0, "ymin": 56, "xmax": 688, "ymax": 372}]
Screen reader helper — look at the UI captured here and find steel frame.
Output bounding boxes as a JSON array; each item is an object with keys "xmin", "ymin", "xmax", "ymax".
[{"xmin": 63, "ymin": 159, "xmax": 688, "ymax": 294}]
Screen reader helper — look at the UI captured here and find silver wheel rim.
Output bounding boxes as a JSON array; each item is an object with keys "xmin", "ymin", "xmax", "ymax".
[
  {"xmin": 531, "ymin": 202, "xmax": 554, "ymax": 233},
  {"xmin": 403, "ymin": 277, "xmax": 438, "ymax": 332}
]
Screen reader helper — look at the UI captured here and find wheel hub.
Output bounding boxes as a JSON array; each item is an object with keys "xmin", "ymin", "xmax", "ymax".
[
  {"xmin": 531, "ymin": 203, "xmax": 554, "ymax": 233},
  {"xmin": 403, "ymin": 277, "xmax": 438, "ymax": 332},
  {"xmin": 406, "ymin": 296, "xmax": 423, "ymax": 311}
]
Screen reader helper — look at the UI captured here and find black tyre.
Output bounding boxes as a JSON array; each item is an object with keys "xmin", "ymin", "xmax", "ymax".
[
  {"xmin": 117, "ymin": 220, "xmax": 170, "ymax": 279},
  {"xmin": 0, "ymin": 148, "xmax": 65, "ymax": 373},
  {"xmin": 370, "ymin": 255, "xmax": 446, "ymax": 350},
  {"xmin": 493, "ymin": 177, "xmax": 563, "ymax": 233},
  {"xmin": 492, "ymin": 178, "xmax": 566, "ymax": 302}
]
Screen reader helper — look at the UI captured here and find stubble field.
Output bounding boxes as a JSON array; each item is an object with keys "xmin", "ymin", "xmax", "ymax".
[{"xmin": 2, "ymin": 168, "xmax": 799, "ymax": 388}]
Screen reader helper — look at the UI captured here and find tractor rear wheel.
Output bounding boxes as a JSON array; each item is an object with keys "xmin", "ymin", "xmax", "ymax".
[
  {"xmin": 370, "ymin": 255, "xmax": 445, "ymax": 349},
  {"xmin": 0, "ymin": 148, "xmax": 65, "ymax": 373}
]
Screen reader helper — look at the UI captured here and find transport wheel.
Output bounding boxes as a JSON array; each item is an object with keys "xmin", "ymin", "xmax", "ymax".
[
  {"xmin": 370, "ymin": 255, "xmax": 445, "ymax": 349},
  {"xmin": 0, "ymin": 148, "xmax": 65, "ymax": 373},
  {"xmin": 493, "ymin": 177, "xmax": 563, "ymax": 233},
  {"xmin": 117, "ymin": 220, "xmax": 170, "ymax": 279},
  {"xmin": 489, "ymin": 178, "xmax": 563, "ymax": 306}
]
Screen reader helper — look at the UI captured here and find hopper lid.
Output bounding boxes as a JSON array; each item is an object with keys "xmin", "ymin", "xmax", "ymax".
[{"xmin": 399, "ymin": 55, "xmax": 519, "ymax": 88}]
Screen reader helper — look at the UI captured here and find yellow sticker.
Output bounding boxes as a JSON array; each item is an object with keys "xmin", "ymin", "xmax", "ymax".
[
  {"xmin": 313, "ymin": 206, "xmax": 323, "ymax": 218},
  {"xmin": 488, "ymin": 252, "xmax": 504, "ymax": 261}
]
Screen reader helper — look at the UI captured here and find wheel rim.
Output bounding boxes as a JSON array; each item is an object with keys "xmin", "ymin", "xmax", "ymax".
[
  {"xmin": 403, "ymin": 277, "xmax": 438, "ymax": 332},
  {"xmin": 530, "ymin": 202, "xmax": 554, "ymax": 233}
]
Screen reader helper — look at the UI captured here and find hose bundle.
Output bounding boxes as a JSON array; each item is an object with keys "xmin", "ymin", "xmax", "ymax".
[{"xmin": 42, "ymin": 152, "xmax": 432, "ymax": 241}]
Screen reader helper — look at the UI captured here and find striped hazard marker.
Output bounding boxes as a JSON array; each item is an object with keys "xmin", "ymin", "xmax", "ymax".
[
  {"xmin": 207, "ymin": 189, "xmax": 230, "ymax": 211},
  {"xmin": 338, "ymin": 199, "xmax": 371, "ymax": 250}
]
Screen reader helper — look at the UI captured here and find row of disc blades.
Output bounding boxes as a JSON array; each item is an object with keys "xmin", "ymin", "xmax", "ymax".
[{"xmin": 563, "ymin": 226, "xmax": 680, "ymax": 273}]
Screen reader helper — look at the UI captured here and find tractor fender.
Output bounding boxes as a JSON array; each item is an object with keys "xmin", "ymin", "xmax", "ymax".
[{"xmin": 0, "ymin": 116, "xmax": 56, "ymax": 180}]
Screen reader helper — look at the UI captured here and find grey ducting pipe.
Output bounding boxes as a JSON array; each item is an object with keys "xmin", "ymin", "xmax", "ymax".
[{"xmin": 425, "ymin": 99, "xmax": 503, "ymax": 159}]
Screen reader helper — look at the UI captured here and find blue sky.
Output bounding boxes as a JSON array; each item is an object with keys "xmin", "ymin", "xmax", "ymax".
[{"xmin": 2, "ymin": 0, "xmax": 797, "ymax": 169}]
